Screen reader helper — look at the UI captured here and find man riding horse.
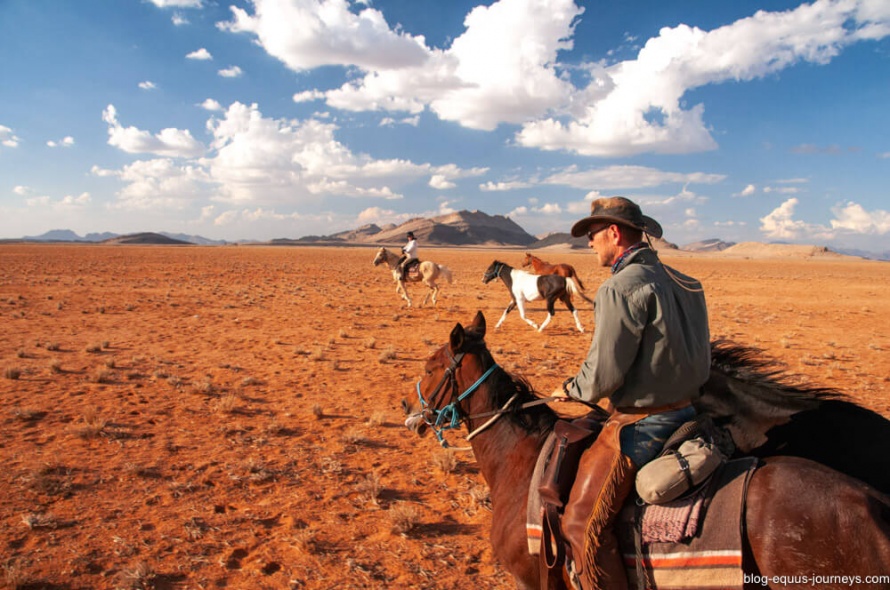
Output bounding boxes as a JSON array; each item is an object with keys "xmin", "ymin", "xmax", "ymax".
[
  {"xmin": 397, "ymin": 231, "xmax": 419, "ymax": 282},
  {"xmin": 550, "ymin": 197, "xmax": 710, "ymax": 589}
]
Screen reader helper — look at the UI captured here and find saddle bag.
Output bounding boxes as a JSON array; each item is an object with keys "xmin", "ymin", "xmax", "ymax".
[
  {"xmin": 635, "ymin": 437, "xmax": 725, "ymax": 504},
  {"xmin": 539, "ymin": 416, "xmax": 602, "ymax": 508}
]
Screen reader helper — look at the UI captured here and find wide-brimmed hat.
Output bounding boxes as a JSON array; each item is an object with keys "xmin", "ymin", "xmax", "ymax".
[{"xmin": 570, "ymin": 196, "xmax": 663, "ymax": 239}]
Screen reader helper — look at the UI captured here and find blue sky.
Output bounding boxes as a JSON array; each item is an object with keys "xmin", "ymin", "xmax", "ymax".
[{"xmin": 1, "ymin": 0, "xmax": 889, "ymax": 249}]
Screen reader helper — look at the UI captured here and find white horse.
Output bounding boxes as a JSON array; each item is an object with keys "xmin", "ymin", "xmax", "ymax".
[
  {"xmin": 482, "ymin": 260, "xmax": 592, "ymax": 332},
  {"xmin": 373, "ymin": 247, "xmax": 453, "ymax": 307}
]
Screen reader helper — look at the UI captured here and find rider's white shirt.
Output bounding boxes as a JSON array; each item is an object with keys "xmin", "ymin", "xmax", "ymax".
[{"xmin": 403, "ymin": 239, "xmax": 418, "ymax": 260}]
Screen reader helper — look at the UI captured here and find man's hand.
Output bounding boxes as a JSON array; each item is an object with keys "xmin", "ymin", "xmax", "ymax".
[{"xmin": 550, "ymin": 377, "xmax": 575, "ymax": 402}]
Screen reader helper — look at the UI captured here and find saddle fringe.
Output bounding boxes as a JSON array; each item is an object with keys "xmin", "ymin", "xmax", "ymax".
[{"xmin": 583, "ymin": 452, "xmax": 635, "ymax": 589}]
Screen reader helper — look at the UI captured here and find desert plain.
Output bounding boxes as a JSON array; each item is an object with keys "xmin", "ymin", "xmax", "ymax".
[{"xmin": 1, "ymin": 243, "xmax": 888, "ymax": 589}]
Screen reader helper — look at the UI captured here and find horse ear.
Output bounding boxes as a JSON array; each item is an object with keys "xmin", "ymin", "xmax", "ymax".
[
  {"xmin": 450, "ymin": 322, "xmax": 466, "ymax": 352},
  {"xmin": 469, "ymin": 311, "xmax": 486, "ymax": 337}
]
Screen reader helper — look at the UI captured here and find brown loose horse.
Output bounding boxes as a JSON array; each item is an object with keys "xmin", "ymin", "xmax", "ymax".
[
  {"xmin": 404, "ymin": 311, "xmax": 890, "ymax": 590},
  {"xmin": 522, "ymin": 252, "xmax": 586, "ymax": 291}
]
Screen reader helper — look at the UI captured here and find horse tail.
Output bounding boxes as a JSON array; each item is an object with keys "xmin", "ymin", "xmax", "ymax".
[
  {"xmin": 566, "ymin": 278, "xmax": 594, "ymax": 304},
  {"xmin": 439, "ymin": 265, "xmax": 454, "ymax": 284},
  {"xmin": 571, "ymin": 271, "xmax": 586, "ymax": 291}
]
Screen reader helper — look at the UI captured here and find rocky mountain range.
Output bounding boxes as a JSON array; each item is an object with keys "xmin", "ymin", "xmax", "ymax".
[{"xmin": 13, "ymin": 210, "xmax": 889, "ymax": 260}]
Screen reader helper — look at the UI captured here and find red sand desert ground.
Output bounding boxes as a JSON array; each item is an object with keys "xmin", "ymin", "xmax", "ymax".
[{"xmin": 1, "ymin": 244, "xmax": 888, "ymax": 589}]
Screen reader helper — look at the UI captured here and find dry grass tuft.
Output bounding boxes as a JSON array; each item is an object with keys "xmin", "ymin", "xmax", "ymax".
[
  {"xmin": 21, "ymin": 512, "xmax": 58, "ymax": 530},
  {"xmin": 119, "ymin": 561, "xmax": 156, "ymax": 590},
  {"xmin": 312, "ymin": 404, "xmax": 324, "ymax": 419},
  {"xmin": 4, "ymin": 366, "xmax": 22, "ymax": 380},
  {"xmin": 432, "ymin": 449, "xmax": 458, "ymax": 474},
  {"xmin": 389, "ymin": 503, "xmax": 421, "ymax": 535},
  {"xmin": 378, "ymin": 347, "xmax": 397, "ymax": 363}
]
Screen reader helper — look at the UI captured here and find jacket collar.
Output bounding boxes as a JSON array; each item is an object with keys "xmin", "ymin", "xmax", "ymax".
[{"xmin": 611, "ymin": 242, "xmax": 654, "ymax": 274}]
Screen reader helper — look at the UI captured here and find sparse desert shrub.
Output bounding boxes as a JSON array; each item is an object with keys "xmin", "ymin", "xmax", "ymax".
[
  {"xmin": 363, "ymin": 337, "xmax": 377, "ymax": 350},
  {"xmin": 119, "ymin": 561, "xmax": 156, "ymax": 590},
  {"xmin": 341, "ymin": 427, "xmax": 367, "ymax": 445},
  {"xmin": 339, "ymin": 328, "xmax": 349, "ymax": 339},
  {"xmin": 21, "ymin": 512, "xmax": 57, "ymax": 530},
  {"xmin": 389, "ymin": 503, "xmax": 421, "ymax": 535},
  {"xmin": 85, "ymin": 343, "xmax": 103, "ymax": 353},
  {"xmin": 356, "ymin": 471, "xmax": 381, "ymax": 506},
  {"xmin": 192, "ymin": 379, "xmax": 214, "ymax": 395},
  {"xmin": 13, "ymin": 407, "xmax": 42, "ymax": 422},
  {"xmin": 77, "ymin": 408, "xmax": 107, "ymax": 438},
  {"xmin": 48, "ymin": 359, "xmax": 63, "ymax": 374},
  {"xmin": 90, "ymin": 369, "xmax": 113, "ymax": 384},
  {"xmin": 291, "ymin": 528, "xmax": 317, "ymax": 555},
  {"xmin": 16, "ymin": 348, "xmax": 27, "ymax": 359},
  {"xmin": 45, "ymin": 341, "xmax": 60, "ymax": 351},
  {"xmin": 367, "ymin": 411, "xmax": 387, "ymax": 427},
  {"xmin": 309, "ymin": 347, "xmax": 325, "ymax": 362},
  {"xmin": 312, "ymin": 404, "xmax": 324, "ymax": 419},
  {"xmin": 4, "ymin": 366, "xmax": 22, "ymax": 380},
  {"xmin": 320, "ymin": 456, "xmax": 342, "ymax": 475},
  {"xmin": 104, "ymin": 357, "xmax": 116, "ymax": 369},
  {"xmin": 241, "ymin": 376, "xmax": 259, "ymax": 387},
  {"xmin": 378, "ymin": 347, "xmax": 396, "ymax": 363},
  {"xmin": 432, "ymin": 449, "xmax": 458, "ymax": 474},
  {"xmin": 216, "ymin": 392, "xmax": 238, "ymax": 414}
]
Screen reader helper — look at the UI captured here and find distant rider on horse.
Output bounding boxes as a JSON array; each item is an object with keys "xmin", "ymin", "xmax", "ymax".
[
  {"xmin": 398, "ymin": 231, "xmax": 418, "ymax": 281},
  {"xmin": 550, "ymin": 197, "xmax": 711, "ymax": 589}
]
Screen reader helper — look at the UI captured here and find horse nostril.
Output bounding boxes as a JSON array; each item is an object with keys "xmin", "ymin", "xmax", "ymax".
[{"xmin": 400, "ymin": 399, "xmax": 410, "ymax": 414}]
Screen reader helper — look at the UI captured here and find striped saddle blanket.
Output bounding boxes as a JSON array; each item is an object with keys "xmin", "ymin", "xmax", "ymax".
[{"xmin": 527, "ymin": 436, "xmax": 758, "ymax": 590}]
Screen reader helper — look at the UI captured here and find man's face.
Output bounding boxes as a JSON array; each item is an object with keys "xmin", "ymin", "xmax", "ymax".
[{"xmin": 588, "ymin": 225, "xmax": 616, "ymax": 267}]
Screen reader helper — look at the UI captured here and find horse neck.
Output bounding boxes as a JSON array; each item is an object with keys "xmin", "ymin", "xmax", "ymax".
[
  {"xmin": 382, "ymin": 250, "xmax": 399, "ymax": 268},
  {"xmin": 530, "ymin": 257, "xmax": 547, "ymax": 272},
  {"xmin": 463, "ymin": 383, "xmax": 548, "ymax": 497}
]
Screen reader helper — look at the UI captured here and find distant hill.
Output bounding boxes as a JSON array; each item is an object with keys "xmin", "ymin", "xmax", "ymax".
[
  {"xmin": 102, "ymin": 233, "xmax": 193, "ymax": 245},
  {"xmin": 297, "ymin": 210, "xmax": 538, "ymax": 247},
  {"xmin": 683, "ymin": 238, "xmax": 735, "ymax": 252},
  {"xmin": 21, "ymin": 229, "xmax": 225, "ymax": 245},
  {"xmin": 719, "ymin": 242, "xmax": 853, "ymax": 259}
]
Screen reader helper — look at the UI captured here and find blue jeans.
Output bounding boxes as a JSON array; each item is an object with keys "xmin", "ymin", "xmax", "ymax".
[{"xmin": 618, "ymin": 405, "xmax": 697, "ymax": 467}]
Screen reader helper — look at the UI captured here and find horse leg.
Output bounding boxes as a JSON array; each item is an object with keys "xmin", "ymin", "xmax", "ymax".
[
  {"xmin": 537, "ymin": 297, "xmax": 556, "ymax": 332},
  {"xmin": 517, "ymin": 299, "xmax": 539, "ymax": 330},
  {"xmin": 398, "ymin": 280, "xmax": 412, "ymax": 307},
  {"xmin": 561, "ymin": 295, "xmax": 584, "ymax": 333},
  {"xmin": 495, "ymin": 301, "xmax": 516, "ymax": 329}
]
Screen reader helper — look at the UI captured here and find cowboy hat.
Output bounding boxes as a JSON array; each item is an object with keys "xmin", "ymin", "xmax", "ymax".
[{"xmin": 570, "ymin": 196, "xmax": 663, "ymax": 239}]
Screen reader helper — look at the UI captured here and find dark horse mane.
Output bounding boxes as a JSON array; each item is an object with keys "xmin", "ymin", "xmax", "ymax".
[
  {"xmin": 708, "ymin": 339, "xmax": 842, "ymax": 408},
  {"xmin": 463, "ymin": 327, "xmax": 558, "ymax": 437},
  {"xmin": 702, "ymin": 340, "xmax": 890, "ymax": 493}
]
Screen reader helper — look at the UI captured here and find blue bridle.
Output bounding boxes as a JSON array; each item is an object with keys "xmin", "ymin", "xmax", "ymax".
[{"xmin": 415, "ymin": 349, "xmax": 500, "ymax": 448}]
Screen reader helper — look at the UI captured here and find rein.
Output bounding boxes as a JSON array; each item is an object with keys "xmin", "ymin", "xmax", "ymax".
[{"xmin": 414, "ymin": 347, "xmax": 557, "ymax": 450}]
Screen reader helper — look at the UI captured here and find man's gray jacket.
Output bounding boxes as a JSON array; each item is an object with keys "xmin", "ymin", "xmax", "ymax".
[{"xmin": 567, "ymin": 247, "xmax": 710, "ymax": 410}]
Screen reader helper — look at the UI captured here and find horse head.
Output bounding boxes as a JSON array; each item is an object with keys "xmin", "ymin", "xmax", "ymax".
[
  {"xmin": 404, "ymin": 312, "xmax": 493, "ymax": 443},
  {"xmin": 482, "ymin": 260, "xmax": 505, "ymax": 284},
  {"xmin": 520, "ymin": 252, "xmax": 532, "ymax": 268},
  {"xmin": 372, "ymin": 247, "xmax": 387, "ymax": 266}
]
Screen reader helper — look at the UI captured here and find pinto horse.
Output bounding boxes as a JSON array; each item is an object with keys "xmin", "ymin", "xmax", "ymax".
[
  {"xmin": 373, "ymin": 247, "xmax": 453, "ymax": 308},
  {"xmin": 521, "ymin": 252, "xmax": 586, "ymax": 291},
  {"xmin": 404, "ymin": 311, "xmax": 890, "ymax": 590},
  {"xmin": 482, "ymin": 260, "xmax": 592, "ymax": 332}
]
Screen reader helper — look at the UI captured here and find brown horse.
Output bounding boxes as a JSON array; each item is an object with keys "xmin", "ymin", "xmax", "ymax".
[
  {"xmin": 404, "ymin": 311, "xmax": 890, "ymax": 589},
  {"xmin": 521, "ymin": 252, "xmax": 586, "ymax": 291}
]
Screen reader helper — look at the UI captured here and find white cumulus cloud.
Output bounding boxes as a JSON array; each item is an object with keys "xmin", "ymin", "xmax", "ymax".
[
  {"xmin": 187, "ymin": 48, "xmax": 213, "ymax": 60},
  {"xmin": 138, "ymin": 81, "xmax": 157, "ymax": 90},
  {"xmin": 830, "ymin": 201, "xmax": 890, "ymax": 235},
  {"xmin": 47, "ymin": 136, "xmax": 75, "ymax": 148},
  {"xmin": 1, "ymin": 125, "xmax": 20, "ymax": 148},
  {"xmin": 218, "ymin": 65, "xmax": 243, "ymax": 78},
  {"xmin": 102, "ymin": 105, "xmax": 205, "ymax": 158}
]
